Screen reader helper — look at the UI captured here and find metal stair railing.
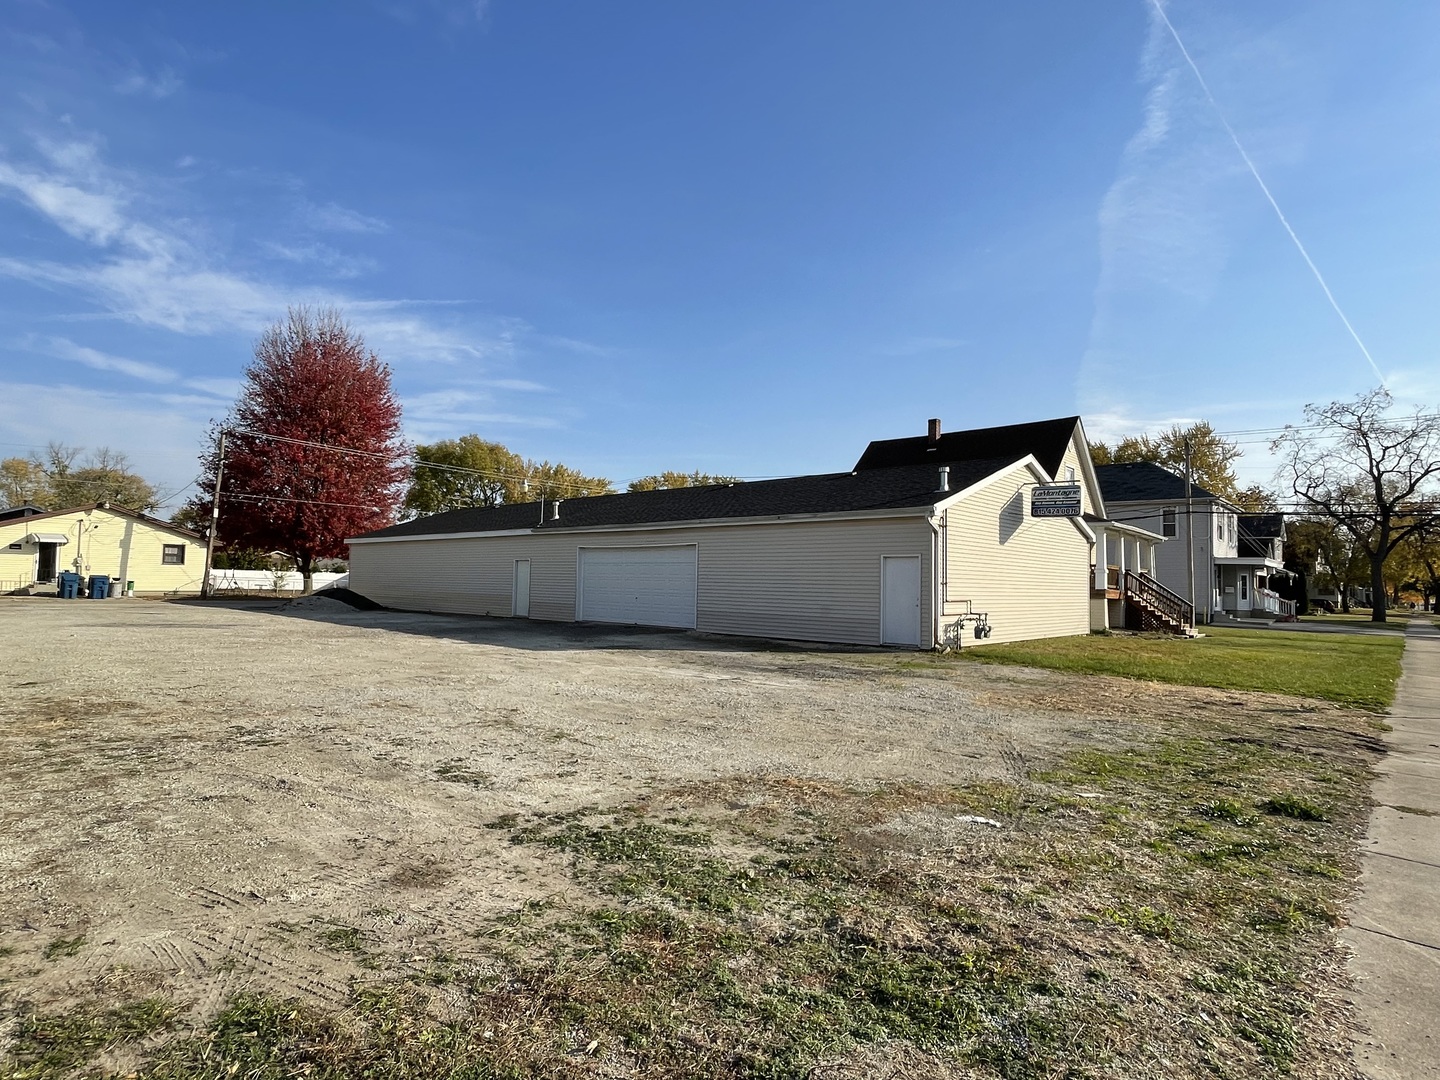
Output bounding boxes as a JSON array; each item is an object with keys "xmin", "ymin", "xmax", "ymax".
[{"xmin": 1124, "ymin": 570, "xmax": 1194, "ymax": 632}]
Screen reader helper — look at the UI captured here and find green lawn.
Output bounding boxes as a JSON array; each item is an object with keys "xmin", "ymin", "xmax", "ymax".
[{"xmin": 951, "ymin": 626, "xmax": 1404, "ymax": 710}]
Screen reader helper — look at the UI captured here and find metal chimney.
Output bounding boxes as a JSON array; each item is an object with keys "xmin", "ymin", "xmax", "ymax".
[
  {"xmin": 938, "ymin": 466, "xmax": 950, "ymax": 492},
  {"xmin": 927, "ymin": 418, "xmax": 941, "ymax": 444}
]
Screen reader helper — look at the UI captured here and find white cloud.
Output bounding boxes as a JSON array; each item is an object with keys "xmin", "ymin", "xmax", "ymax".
[
  {"xmin": 401, "ymin": 388, "xmax": 560, "ymax": 441},
  {"xmin": 115, "ymin": 67, "xmax": 183, "ymax": 99},
  {"xmin": 0, "ymin": 134, "xmax": 504, "ymax": 361},
  {"xmin": 0, "ymin": 158, "xmax": 130, "ymax": 247},
  {"xmin": 1076, "ymin": 4, "xmax": 1314, "ymax": 422},
  {"xmin": 39, "ymin": 335, "xmax": 178, "ymax": 384},
  {"xmin": 183, "ymin": 377, "xmax": 243, "ymax": 399},
  {"xmin": 0, "ymin": 127, "xmax": 581, "ymax": 487},
  {"xmin": 305, "ymin": 200, "xmax": 388, "ymax": 234},
  {"xmin": 0, "ymin": 379, "xmax": 212, "ymax": 508},
  {"xmin": 1083, "ymin": 409, "xmax": 1202, "ymax": 446},
  {"xmin": 259, "ymin": 240, "xmax": 378, "ymax": 279}
]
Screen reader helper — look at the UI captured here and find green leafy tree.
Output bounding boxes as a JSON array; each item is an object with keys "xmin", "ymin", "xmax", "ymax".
[
  {"xmin": 401, "ymin": 437, "xmax": 613, "ymax": 515},
  {"xmin": 212, "ymin": 547, "xmax": 276, "ymax": 571},
  {"xmin": 1090, "ymin": 422, "xmax": 1241, "ymax": 500},
  {"xmin": 169, "ymin": 504, "xmax": 206, "ymax": 532},
  {"xmin": 34, "ymin": 443, "xmax": 160, "ymax": 511},
  {"xmin": 1285, "ymin": 517, "xmax": 1370, "ymax": 613},
  {"xmin": 1400, "ymin": 521, "xmax": 1440, "ymax": 611},
  {"xmin": 0, "ymin": 457, "xmax": 53, "ymax": 509},
  {"xmin": 1275, "ymin": 388, "xmax": 1440, "ymax": 622},
  {"xmin": 520, "ymin": 460, "xmax": 613, "ymax": 501},
  {"xmin": 1233, "ymin": 485, "xmax": 1279, "ymax": 513},
  {"xmin": 406, "ymin": 436, "xmax": 525, "ymax": 516},
  {"xmin": 628, "ymin": 471, "xmax": 739, "ymax": 492}
]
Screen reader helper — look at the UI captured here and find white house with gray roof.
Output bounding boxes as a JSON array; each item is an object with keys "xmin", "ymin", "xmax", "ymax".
[{"xmin": 1094, "ymin": 462, "xmax": 1291, "ymax": 622}]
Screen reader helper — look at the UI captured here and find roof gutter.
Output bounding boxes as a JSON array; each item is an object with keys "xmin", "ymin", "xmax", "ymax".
[{"xmin": 349, "ymin": 503, "xmax": 937, "ymax": 545}]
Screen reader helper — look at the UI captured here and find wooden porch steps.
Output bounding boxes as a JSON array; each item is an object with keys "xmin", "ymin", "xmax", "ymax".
[{"xmin": 1123, "ymin": 570, "xmax": 1196, "ymax": 638}]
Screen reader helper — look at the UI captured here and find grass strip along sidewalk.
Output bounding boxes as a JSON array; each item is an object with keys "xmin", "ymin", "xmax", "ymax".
[
  {"xmin": 5, "ymin": 691, "xmax": 1385, "ymax": 1078},
  {"xmin": 947, "ymin": 625, "xmax": 1404, "ymax": 711}
]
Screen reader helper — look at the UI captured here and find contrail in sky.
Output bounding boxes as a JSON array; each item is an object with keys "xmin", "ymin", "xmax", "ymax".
[{"xmin": 1148, "ymin": 0, "xmax": 1386, "ymax": 386}]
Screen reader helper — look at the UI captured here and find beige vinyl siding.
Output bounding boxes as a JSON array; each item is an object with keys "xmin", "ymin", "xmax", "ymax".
[
  {"xmin": 349, "ymin": 515, "xmax": 935, "ymax": 647},
  {"xmin": 1057, "ymin": 437, "xmax": 1098, "ymax": 515},
  {"xmin": 0, "ymin": 508, "xmax": 205, "ymax": 594},
  {"xmin": 942, "ymin": 463, "xmax": 1091, "ymax": 645}
]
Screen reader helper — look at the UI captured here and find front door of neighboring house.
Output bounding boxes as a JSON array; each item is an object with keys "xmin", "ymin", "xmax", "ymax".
[
  {"xmin": 880, "ymin": 555, "xmax": 922, "ymax": 647},
  {"xmin": 36, "ymin": 542, "xmax": 58, "ymax": 583}
]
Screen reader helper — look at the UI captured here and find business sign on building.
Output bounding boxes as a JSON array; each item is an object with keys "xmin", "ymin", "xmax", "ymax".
[{"xmin": 1030, "ymin": 484, "xmax": 1082, "ymax": 518}]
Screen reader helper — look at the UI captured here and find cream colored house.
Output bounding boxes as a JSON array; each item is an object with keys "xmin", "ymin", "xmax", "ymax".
[
  {"xmin": 349, "ymin": 417, "xmax": 1181, "ymax": 649},
  {"xmin": 0, "ymin": 503, "xmax": 206, "ymax": 596}
]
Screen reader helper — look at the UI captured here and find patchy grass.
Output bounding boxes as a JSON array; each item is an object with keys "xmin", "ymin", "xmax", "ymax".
[
  {"xmin": 3, "ymin": 998, "xmax": 179, "ymax": 1078},
  {"xmin": 2, "ymin": 702, "xmax": 1378, "ymax": 1079},
  {"xmin": 40, "ymin": 935, "xmax": 85, "ymax": 961},
  {"xmin": 949, "ymin": 625, "xmax": 1404, "ymax": 709}
]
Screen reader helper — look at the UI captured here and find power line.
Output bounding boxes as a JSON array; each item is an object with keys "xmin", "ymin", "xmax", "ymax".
[
  {"xmin": 229, "ymin": 428, "xmax": 608, "ymax": 496},
  {"xmin": 225, "ymin": 491, "xmax": 388, "ymax": 513}
]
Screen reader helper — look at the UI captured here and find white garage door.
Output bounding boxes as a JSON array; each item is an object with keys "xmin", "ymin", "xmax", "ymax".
[{"xmin": 578, "ymin": 546, "xmax": 698, "ymax": 629}]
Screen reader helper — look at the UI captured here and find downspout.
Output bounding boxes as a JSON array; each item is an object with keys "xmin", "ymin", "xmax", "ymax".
[{"xmin": 927, "ymin": 513, "xmax": 943, "ymax": 649}]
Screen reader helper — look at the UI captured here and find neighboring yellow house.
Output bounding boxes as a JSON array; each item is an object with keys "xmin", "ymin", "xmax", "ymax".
[{"xmin": 0, "ymin": 503, "xmax": 206, "ymax": 596}]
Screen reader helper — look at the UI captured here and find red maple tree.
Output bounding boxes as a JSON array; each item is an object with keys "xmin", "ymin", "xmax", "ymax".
[{"xmin": 191, "ymin": 307, "xmax": 409, "ymax": 592}]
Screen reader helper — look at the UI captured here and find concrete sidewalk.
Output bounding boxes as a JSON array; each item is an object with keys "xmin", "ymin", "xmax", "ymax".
[{"xmin": 1344, "ymin": 619, "xmax": 1440, "ymax": 1078}]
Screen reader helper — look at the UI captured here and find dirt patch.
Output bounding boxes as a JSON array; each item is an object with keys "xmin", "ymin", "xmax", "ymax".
[
  {"xmin": 0, "ymin": 601, "xmax": 1114, "ymax": 1018},
  {"xmin": 0, "ymin": 599, "xmax": 1379, "ymax": 1077}
]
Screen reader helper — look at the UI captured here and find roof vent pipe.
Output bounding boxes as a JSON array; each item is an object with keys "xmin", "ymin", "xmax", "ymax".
[
  {"xmin": 927, "ymin": 418, "xmax": 942, "ymax": 443},
  {"xmin": 551, "ymin": 499, "xmax": 562, "ymax": 521},
  {"xmin": 938, "ymin": 465, "xmax": 950, "ymax": 493}
]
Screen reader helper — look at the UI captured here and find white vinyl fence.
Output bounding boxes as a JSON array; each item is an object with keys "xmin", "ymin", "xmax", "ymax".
[{"xmin": 207, "ymin": 569, "xmax": 347, "ymax": 594}]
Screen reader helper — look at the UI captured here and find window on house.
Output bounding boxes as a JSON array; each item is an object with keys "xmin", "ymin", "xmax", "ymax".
[
  {"xmin": 1065, "ymin": 466, "xmax": 1076, "ymax": 482},
  {"xmin": 1217, "ymin": 517, "xmax": 1224, "ymax": 541},
  {"xmin": 1239, "ymin": 575, "xmax": 1249, "ymax": 601},
  {"xmin": 162, "ymin": 544, "xmax": 185, "ymax": 565},
  {"xmin": 1162, "ymin": 507, "xmax": 1177, "ymax": 537},
  {"xmin": 1228, "ymin": 517, "xmax": 1235, "ymax": 544}
]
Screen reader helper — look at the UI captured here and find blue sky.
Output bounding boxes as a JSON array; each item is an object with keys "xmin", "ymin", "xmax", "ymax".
[{"xmin": 1, "ymin": 0, "xmax": 1437, "ymax": 508}]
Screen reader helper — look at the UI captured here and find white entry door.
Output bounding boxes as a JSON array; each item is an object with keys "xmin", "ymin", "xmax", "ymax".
[
  {"xmin": 513, "ymin": 559, "xmax": 531, "ymax": 617},
  {"xmin": 880, "ymin": 555, "xmax": 922, "ymax": 646},
  {"xmin": 578, "ymin": 546, "xmax": 697, "ymax": 629}
]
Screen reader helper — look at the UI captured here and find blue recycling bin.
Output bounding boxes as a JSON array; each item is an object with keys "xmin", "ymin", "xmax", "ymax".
[
  {"xmin": 87, "ymin": 575, "xmax": 110, "ymax": 599},
  {"xmin": 58, "ymin": 572, "xmax": 81, "ymax": 599}
]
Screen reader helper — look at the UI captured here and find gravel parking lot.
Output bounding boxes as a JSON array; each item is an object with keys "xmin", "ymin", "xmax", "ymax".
[{"xmin": 0, "ymin": 597, "xmax": 1242, "ymax": 1023}]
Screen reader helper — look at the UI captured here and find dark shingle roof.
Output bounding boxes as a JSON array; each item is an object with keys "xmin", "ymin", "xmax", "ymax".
[
  {"xmin": 1238, "ymin": 513, "xmax": 1285, "ymax": 559},
  {"xmin": 853, "ymin": 416, "xmax": 1081, "ymax": 477},
  {"xmin": 354, "ymin": 458, "xmax": 1020, "ymax": 540},
  {"xmin": 1094, "ymin": 462, "xmax": 1221, "ymax": 503},
  {"xmin": 1238, "ymin": 513, "xmax": 1283, "ymax": 538}
]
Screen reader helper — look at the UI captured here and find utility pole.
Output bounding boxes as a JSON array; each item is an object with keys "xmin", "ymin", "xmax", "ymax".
[
  {"xmin": 1183, "ymin": 435, "xmax": 1197, "ymax": 625},
  {"xmin": 201, "ymin": 429, "xmax": 227, "ymax": 599}
]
